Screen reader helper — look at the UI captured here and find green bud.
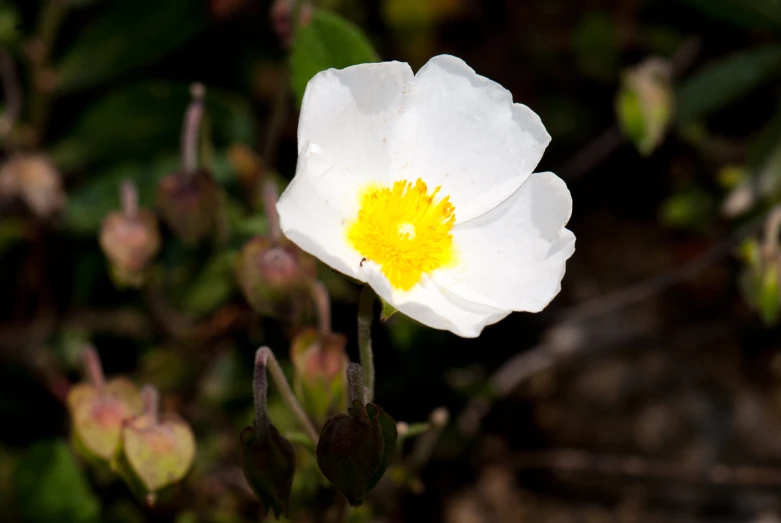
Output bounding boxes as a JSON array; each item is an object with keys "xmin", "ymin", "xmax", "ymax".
[
  {"xmin": 67, "ymin": 346, "xmax": 142, "ymax": 463},
  {"xmin": 291, "ymin": 328, "xmax": 348, "ymax": 425},
  {"xmin": 112, "ymin": 385, "xmax": 196, "ymax": 506},
  {"xmin": 156, "ymin": 169, "xmax": 219, "ymax": 246},
  {"xmin": 616, "ymin": 57, "xmax": 674, "ymax": 156},
  {"xmin": 316, "ymin": 399, "xmax": 397, "ymax": 506},
  {"xmin": 99, "ymin": 181, "xmax": 161, "ymax": 288},
  {"xmin": 739, "ymin": 238, "xmax": 781, "ymax": 325}
]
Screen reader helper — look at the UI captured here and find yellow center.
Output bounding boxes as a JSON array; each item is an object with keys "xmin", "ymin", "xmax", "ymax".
[{"xmin": 346, "ymin": 178, "xmax": 457, "ymax": 291}]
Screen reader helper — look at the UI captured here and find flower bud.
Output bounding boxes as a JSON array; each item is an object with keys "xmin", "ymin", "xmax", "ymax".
[
  {"xmin": 616, "ymin": 57, "xmax": 674, "ymax": 156},
  {"xmin": 99, "ymin": 181, "xmax": 161, "ymax": 288},
  {"xmin": 291, "ymin": 328, "xmax": 348, "ymax": 425},
  {"xmin": 240, "ymin": 425, "xmax": 295, "ymax": 519},
  {"xmin": 740, "ymin": 238, "xmax": 781, "ymax": 325},
  {"xmin": 156, "ymin": 169, "xmax": 219, "ymax": 246},
  {"xmin": 0, "ymin": 153, "xmax": 65, "ymax": 218},
  {"xmin": 316, "ymin": 399, "xmax": 397, "ymax": 506},
  {"xmin": 113, "ymin": 385, "xmax": 196, "ymax": 506},
  {"xmin": 240, "ymin": 347, "xmax": 296, "ymax": 519},
  {"xmin": 67, "ymin": 347, "xmax": 143, "ymax": 463},
  {"xmin": 235, "ymin": 236, "xmax": 317, "ymax": 320}
]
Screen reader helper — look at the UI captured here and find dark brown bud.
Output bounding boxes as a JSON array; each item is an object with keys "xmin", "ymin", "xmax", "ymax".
[
  {"xmin": 316, "ymin": 400, "xmax": 397, "ymax": 506},
  {"xmin": 156, "ymin": 169, "xmax": 219, "ymax": 246}
]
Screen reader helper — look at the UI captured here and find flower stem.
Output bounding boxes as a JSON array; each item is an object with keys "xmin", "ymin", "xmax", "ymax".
[
  {"xmin": 347, "ymin": 362, "xmax": 364, "ymax": 405},
  {"xmin": 181, "ymin": 83, "xmax": 205, "ymax": 176},
  {"xmin": 256, "ymin": 346, "xmax": 319, "ymax": 444},
  {"xmin": 764, "ymin": 205, "xmax": 781, "ymax": 258},
  {"xmin": 253, "ymin": 349, "xmax": 270, "ymax": 438},
  {"xmin": 121, "ymin": 180, "xmax": 138, "ymax": 220},
  {"xmin": 141, "ymin": 384, "xmax": 160, "ymax": 425},
  {"xmin": 310, "ymin": 280, "xmax": 332, "ymax": 336},
  {"xmin": 83, "ymin": 345, "xmax": 105, "ymax": 394},
  {"xmin": 262, "ymin": 179, "xmax": 282, "ymax": 244},
  {"xmin": 357, "ymin": 285, "xmax": 376, "ymax": 403}
]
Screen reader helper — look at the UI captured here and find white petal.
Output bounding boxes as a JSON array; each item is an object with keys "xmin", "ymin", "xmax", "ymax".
[
  {"xmin": 362, "ymin": 264, "xmax": 510, "ymax": 338},
  {"xmin": 276, "ymin": 143, "xmax": 364, "ymax": 280},
  {"xmin": 298, "ymin": 61, "xmax": 417, "ymax": 182},
  {"xmin": 435, "ymin": 171, "xmax": 575, "ymax": 312},
  {"xmin": 406, "ymin": 55, "xmax": 551, "ymax": 223}
]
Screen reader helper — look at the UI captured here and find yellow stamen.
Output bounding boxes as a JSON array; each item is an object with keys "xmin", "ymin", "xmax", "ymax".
[{"xmin": 346, "ymin": 179, "xmax": 457, "ymax": 291}]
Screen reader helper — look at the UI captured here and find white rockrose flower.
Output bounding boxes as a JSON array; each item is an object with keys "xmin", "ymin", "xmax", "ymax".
[{"xmin": 277, "ymin": 55, "xmax": 575, "ymax": 337}]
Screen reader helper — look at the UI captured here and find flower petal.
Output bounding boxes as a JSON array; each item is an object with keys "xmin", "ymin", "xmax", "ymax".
[
  {"xmin": 407, "ymin": 55, "xmax": 551, "ymax": 223},
  {"xmin": 435, "ymin": 171, "xmax": 575, "ymax": 312},
  {"xmin": 362, "ymin": 264, "xmax": 509, "ymax": 338},
  {"xmin": 298, "ymin": 61, "xmax": 417, "ymax": 182},
  {"xmin": 277, "ymin": 144, "xmax": 364, "ymax": 280}
]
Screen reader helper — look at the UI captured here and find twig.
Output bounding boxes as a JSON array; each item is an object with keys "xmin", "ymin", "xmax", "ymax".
[
  {"xmin": 407, "ymin": 407, "xmax": 449, "ymax": 472},
  {"xmin": 558, "ymin": 36, "xmax": 702, "ymax": 182},
  {"xmin": 558, "ymin": 213, "xmax": 764, "ymax": 323},
  {"xmin": 511, "ymin": 448, "xmax": 781, "ymax": 487},
  {"xmin": 141, "ymin": 384, "xmax": 160, "ymax": 425}
]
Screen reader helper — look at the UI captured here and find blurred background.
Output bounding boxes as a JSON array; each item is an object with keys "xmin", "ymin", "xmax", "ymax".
[{"xmin": 3, "ymin": 0, "xmax": 781, "ymax": 521}]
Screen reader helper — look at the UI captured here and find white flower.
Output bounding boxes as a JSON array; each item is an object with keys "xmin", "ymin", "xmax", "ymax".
[{"xmin": 277, "ymin": 55, "xmax": 575, "ymax": 337}]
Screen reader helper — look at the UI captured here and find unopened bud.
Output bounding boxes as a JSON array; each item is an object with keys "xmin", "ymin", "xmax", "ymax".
[
  {"xmin": 0, "ymin": 153, "xmax": 65, "ymax": 218},
  {"xmin": 291, "ymin": 328, "xmax": 347, "ymax": 424},
  {"xmin": 99, "ymin": 181, "xmax": 161, "ymax": 288},
  {"xmin": 67, "ymin": 347, "xmax": 143, "ymax": 463},
  {"xmin": 113, "ymin": 385, "xmax": 196, "ymax": 506},
  {"xmin": 616, "ymin": 57, "xmax": 674, "ymax": 156},
  {"xmin": 235, "ymin": 236, "xmax": 317, "ymax": 320},
  {"xmin": 316, "ymin": 389, "xmax": 397, "ymax": 506},
  {"xmin": 240, "ymin": 347, "xmax": 296, "ymax": 519},
  {"xmin": 156, "ymin": 169, "xmax": 219, "ymax": 245}
]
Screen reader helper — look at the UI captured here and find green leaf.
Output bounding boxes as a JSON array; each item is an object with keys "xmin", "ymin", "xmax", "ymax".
[
  {"xmin": 290, "ymin": 9, "xmax": 380, "ymax": 106},
  {"xmin": 14, "ymin": 441, "xmax": 101, "ymax": 523},
  {"xmin": 181, "ymin": 250, "xmax": 238, "ymax": 317},
  {"xmin": 379, "ymin": 298, "xmax": 398, "ymax": 321},
  {"xmin": 660, "ymin": 186, "xmax": 715, "ymax": 231},
  {"xmin": 56, "ymin": 0, "xmax": 207, "ymax": 92},
  {"xmin": 677, "ymin": 46, "xmax": 781, "ymax": 125},
  {"xmin": 679, "ymin": 0, "xmax": 781, "ymax": 32},
  {"xmin": 572, "ymin": 12, "xmax": 619, "ymax": 82},
  {"xmin": 51, "ymin": 82, "xmax": 253, "ymax": 171}
]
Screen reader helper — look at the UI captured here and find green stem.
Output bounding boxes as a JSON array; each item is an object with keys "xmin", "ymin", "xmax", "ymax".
[
  {"xmin": 256, "ymin": 346, "xmax": 319, "ymax": 444},
  {"xmin": 357, "ymin": 285, "xmax": 375, "ymax": 403}
]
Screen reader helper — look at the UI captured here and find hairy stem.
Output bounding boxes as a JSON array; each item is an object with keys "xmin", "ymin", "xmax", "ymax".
[
  {"xmin": 181, "ymin": 83, "xmax": 205, "ymax": 175},
  {"xmin": 310, "ymin": 280, "xmax": 332, "ymax": 336},
  {"xmin": 141, "ymin": 384, "xmax": 160, "ymax": 425},
  {"xmin": 83, "ymin": 345, "xmax": 105, "ymax": 394},
  {"xmin": 253, "ymin": 349, "xmax": 270, "ymax": 437},
  {"xmin": 357, "ymin": 285, "xmax": 376, "ymax": 403},
  {"xmin": 347, "ymin": 362, "xmax": 364, "ymax": 405},
  {"xmin": 256, "ymin": 346, "xmax": 319, "ymax": 444}
]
